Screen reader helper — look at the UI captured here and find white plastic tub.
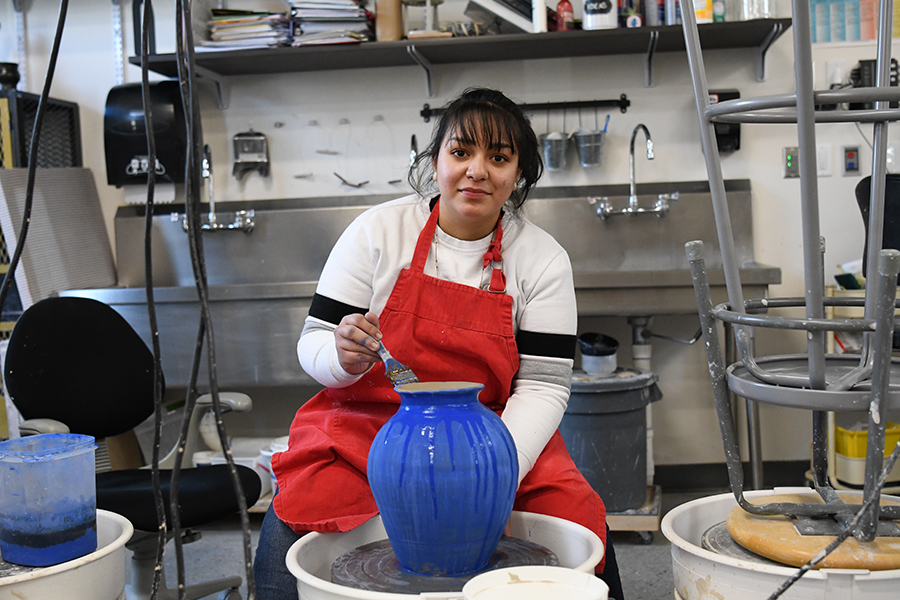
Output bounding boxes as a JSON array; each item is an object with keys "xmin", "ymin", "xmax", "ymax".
[
  {"xmin": 462, "ymin": 565, "xmax": 608, "ymax": 600},
  {"xmin": 286, "ymin": 511, "xmax": 604, "ymax": 600},
  {"xmin": 0, "ymin": 509, "xmax": 133, "ymax": 600},
  {"xmin": 662, "ymin": 487, "xmax": 900, "ymax": 600}
]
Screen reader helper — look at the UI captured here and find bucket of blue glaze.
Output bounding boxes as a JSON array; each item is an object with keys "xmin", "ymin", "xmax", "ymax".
[{"xmin": 0, "ymin": 433, "xmax": 98, "ymax": 566}]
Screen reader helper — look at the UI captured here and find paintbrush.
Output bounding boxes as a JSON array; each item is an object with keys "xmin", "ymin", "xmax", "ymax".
[{"xmin": 376, "ymin": 340, "xmax": 420, "ymax": 387}]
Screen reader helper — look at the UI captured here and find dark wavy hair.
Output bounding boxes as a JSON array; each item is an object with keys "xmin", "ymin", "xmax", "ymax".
[{"xmin": 408, "ymin": 88, "xmax": 543, "ymax": 214}]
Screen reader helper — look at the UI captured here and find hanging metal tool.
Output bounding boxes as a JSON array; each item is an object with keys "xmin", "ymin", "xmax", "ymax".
[{"xmin": 232, "ymin": 129, "xmax": 270, "ymax": 180}]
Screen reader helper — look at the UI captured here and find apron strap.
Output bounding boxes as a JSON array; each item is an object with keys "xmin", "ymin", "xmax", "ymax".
[
  {"xmin": 410, "ymin": 197, "xmax": 506, "ymax": 294},
  {"xmin": 482, "ymin": 219, "xmax": 506, "ymax": 293},
  {"xmin": 410, "ymin": 198, "xmax": 441, "ymax": 273}
]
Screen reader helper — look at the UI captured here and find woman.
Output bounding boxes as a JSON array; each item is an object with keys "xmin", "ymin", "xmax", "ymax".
[{"xmin": 254, "ymin": 87, "xmax": 623, "ymax": 599}]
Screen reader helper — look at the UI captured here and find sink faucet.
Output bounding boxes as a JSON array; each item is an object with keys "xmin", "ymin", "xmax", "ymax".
[
  {"xmin": 589, "ymin": 123, "xmax": 676, "ymax": 219},
  {"xmin": 629, "ymin": 124, "xmax": 654, "ymax": 212},
  {"xmin": 175, "ymin": 144, "xmax": 256, "ymax": 233},
  {"xmin": 202, "ymin": 144, "xmax": 217, "ymax": 227}
]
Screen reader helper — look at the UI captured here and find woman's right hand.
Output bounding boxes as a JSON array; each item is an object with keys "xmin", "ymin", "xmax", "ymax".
[{"xmin": 334, "ymin": 311, "xmax": 383, "ymax": 375}]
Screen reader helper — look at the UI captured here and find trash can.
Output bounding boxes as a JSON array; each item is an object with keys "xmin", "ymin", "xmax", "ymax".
[{"xmin": 559, "ymin": 369, "xmax": 662, "ymax": 513}]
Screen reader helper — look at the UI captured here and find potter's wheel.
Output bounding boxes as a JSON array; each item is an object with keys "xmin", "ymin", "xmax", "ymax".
[
  {"xmin": 663, "ymin": 489, "xmax": 900, "ymax": 600},
  {"xmin": 0, "ymin": 510, "xmax": 132, "ymax": 600},
  {"xmin": 700, "ymin": 521, "xmax": 784, "ymax": 567},
  {"xmin": 331, "ymin": 535, "xmax": 558, "ymax": 593}
]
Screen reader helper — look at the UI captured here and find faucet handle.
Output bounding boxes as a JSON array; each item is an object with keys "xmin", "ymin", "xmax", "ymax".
[
  {"xmin": 588, "ymin": 196, "xmax": 614, "ymax": 220},
  {"xmin": 653, "ymin": 191, "xmax": 679, "ymax": 218}
]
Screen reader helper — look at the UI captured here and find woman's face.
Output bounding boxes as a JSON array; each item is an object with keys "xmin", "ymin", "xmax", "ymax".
[{"xmin": 432, "ymin": 125, "xmax": 522, "ymax": 241}]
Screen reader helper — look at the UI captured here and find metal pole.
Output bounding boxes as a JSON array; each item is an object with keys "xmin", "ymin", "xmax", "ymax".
[{"xmin": 791, "ymin": 0, "xmax": 826, "ymax": 391}]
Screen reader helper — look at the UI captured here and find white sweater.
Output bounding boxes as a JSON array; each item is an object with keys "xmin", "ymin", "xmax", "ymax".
[{"xmin": 297, "ymin": 195, "xmax": 577, "ymax": 485}]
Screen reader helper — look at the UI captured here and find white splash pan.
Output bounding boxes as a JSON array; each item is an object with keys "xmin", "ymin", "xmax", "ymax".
[
  {"xmin": 662, "ymin": 487, "xmax": 900, "ymax": 600},
  {"xmin": 286, "ymin": 510, "xmax": 604, "ymax": 600},
  {"xmin": 0, "ymin": 509, "xmax": 133, "ymax": 600}
]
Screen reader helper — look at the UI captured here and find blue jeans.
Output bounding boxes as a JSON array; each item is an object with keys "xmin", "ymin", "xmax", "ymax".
[
  {"xmin": 253, "ymin": 501, "xmax": 624, "ymax": 600},
  {"xmin": 253, "ymin": 501, "xmax": 303, "ymax": 600}
]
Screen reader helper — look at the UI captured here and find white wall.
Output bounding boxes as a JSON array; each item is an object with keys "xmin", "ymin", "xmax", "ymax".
[{"xmin": 2, "ymin": 0, "xmax": 898, "ymax": 467}]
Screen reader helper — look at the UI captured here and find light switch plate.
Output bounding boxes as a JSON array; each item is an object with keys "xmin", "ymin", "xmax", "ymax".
[
  {"xmin": 783, "ymin": 147, "xmax": 799, "ymax": 178},
  {"xmin": 843, "ymin": 145, "xmax": 861, "ymax": 176}
]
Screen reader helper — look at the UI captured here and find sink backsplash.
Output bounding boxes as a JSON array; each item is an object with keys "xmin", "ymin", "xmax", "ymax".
[{"xmin": 114, "ymin": 180, "xmax": 753, "ymax": 288}]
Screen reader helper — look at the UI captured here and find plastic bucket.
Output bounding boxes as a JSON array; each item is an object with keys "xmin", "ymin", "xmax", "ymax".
[
  {"xmin": 0, "ymin": 433, "xmax": 98, "ymax": 567},
  {"xmin": 573, "ymin": 130, "xmax": 605, "ymax": 168},
  {"xmin": 462, "ymin": 565, "xmax": 608, "ymax": 600},
  {"xmin": 540, "ymin": 133, "xmax": 570, "ymax": 171},
  {"xmin": 561, "ymin": 370, "xmax": 661, "ymax": 512},
  {"xmin": 256, "ymin": 435, "xmax": 289, "ymax": 495},
  {"xmin": 577, "ymin": 333, "xmax": 619, "ymax": 378}
]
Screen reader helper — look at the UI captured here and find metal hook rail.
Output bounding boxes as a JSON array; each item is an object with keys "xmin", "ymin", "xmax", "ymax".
[
  {"xmin": 681, "ymin": 0, "xmax": 900, "ymax": 551},
  {"xmin": 419, "ymin": 95, "xmax": 630, "ymax": 123}
]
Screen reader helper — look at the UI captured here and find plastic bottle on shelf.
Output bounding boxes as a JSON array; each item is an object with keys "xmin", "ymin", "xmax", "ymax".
[
  {"xmin": 375, "ymin": 0, "xmax": 403, "ymax": 41},
  {"xmin": 712, "ymin": 0, "xmax": 725, "ymax": 21},
  {"xmin": 584, "ymin": 0, "xmax": 618, "ymax": 29},
  {"xmin": 557, "ymin": 0, "xmax": 575, "ymax": 30},
  {"xmin": 740, "ymin": 0, "xmax": 773, "ymax": 20},
  {"xmin": 665, "ymin": 0, "xmax": 682, "ymax": 25}
]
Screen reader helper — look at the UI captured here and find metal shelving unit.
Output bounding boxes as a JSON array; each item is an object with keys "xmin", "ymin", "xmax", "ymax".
[
  {"xmin": 129, "ymin": 19, "xmax": 791, "ymax": 103},
  {"xmin": 682, "ymin": 0, "xmax": 900, "ymax": 543}
]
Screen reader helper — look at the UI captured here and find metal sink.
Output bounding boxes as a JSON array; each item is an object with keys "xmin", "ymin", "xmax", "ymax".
[
  {"xmin": 523, "ymin": 179, "xmax": 780, "ymax": 316},
  {"xmin": 64, "ymin": 180, "xmax": 779, "ymax": 388}
]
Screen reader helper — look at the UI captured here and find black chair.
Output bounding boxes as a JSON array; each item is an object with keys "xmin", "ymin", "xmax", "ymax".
[
  {"xmin": 4, "ymin": 296, "xmax": 261, "ymax": 600},
  {"xmin": 854, "ymin": 174, "xmax": 900, "ymax": 275}
]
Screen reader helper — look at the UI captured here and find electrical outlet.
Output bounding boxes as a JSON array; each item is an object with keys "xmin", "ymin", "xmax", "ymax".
[
  {"xmin": 826, "ymin": 61, "xmax": 846, "ymax": 87},
  {"xmin": 783, "ymin": 147, "xmax": 800, "ymax": 178},
  {"xmin": 842, "ymin": 146, "xmax": 861, "ymax": 176}
]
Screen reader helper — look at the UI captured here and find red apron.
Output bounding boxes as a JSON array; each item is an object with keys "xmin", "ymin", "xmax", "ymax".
[{"xmin": 272, "ymin": 200, "xmax": 607, "ymax": 571}]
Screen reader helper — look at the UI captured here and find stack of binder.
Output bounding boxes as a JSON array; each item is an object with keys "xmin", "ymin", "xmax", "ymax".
[
  {"xmin": 289, "ymin": 0, "xmax": 374, "ymax": 46},
  {"xmin": 199, "ymin": 10, "xmax": 292, "ymax": 50}
]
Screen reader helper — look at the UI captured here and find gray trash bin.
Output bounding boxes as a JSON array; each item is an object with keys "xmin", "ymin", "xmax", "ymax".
[{"xmin": 559, "ymin": 369, "xmax": 662, "ymax": 513}]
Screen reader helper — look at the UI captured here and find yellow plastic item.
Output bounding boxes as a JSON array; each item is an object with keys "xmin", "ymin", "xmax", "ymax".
[{"xmin": 835, "ymin": 421, "xmax": 900, "ymax": 458}]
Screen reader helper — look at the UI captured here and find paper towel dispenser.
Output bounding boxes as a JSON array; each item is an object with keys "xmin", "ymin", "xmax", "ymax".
[{"xmin": 104, "ymin": 81, "xmax": 186, "ymax": 187}]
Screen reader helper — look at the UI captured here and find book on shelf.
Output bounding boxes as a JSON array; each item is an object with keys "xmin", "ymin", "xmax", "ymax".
[
  {"xmin": 291, "ymin": 30, "xmax": 370, "ymax": 45},
  {"xmin": 201, "ymin": 8, "xmax": 291, "ymax": 49}
]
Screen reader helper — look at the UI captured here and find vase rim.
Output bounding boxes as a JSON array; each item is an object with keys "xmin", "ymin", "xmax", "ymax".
[{"xmin": 395, "ymin": 381, "xmax": 483, "ymax": 393}]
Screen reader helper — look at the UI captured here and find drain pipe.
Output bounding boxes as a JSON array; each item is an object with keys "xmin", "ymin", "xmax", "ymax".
[
  {"xmin": 628, "ymin": 317, "xmax": 706, "ymax": 487},
  {"xmin": 629, "ymin": 317, "xmax": 655, "ymax": 487}
]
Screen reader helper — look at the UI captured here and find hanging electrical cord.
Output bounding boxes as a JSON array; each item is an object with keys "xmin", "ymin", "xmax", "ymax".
[
  {"xmin": 137, "ymin": 0, "xmax": 168, "ymax": 598},
  {"xmin": 767, "ymin": 439, "xmax": 900, "ymax": 600},
  {"xmin": 0, "ymin": 0, "xmax": 68, "ymax": 316},
  {"xmin": 171, "ymin": 0, "xmax": 256, "ymax": 597}
]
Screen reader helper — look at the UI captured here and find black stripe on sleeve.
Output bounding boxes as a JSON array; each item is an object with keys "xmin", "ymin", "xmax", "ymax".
[
  {"xmin": 308, "ymin": 293, "xmax": 369, "ymax": 326},
  {"xmin": 515, "ymin": 330, "xmax": 576, "ymax": 360}
]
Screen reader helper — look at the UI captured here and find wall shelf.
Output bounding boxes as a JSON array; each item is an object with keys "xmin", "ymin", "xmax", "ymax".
[{"xmin": 129, "ymin": 18, "xmax": 791, "ymax": 103}]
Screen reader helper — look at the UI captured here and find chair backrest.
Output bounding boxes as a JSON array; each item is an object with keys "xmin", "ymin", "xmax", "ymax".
[
  {"xmin": 4, "ymin": 296, "xmax": 161, "ymax": 439},
  {"xmin": 854, "ymin": 174, "xmax": 900, "ymax": 275}
]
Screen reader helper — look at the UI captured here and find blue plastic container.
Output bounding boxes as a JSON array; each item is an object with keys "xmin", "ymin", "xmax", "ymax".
[
  {"xmin": 0, "ymin": 433, "xmax": 98, "ymax": 567},
  {"xmin": 367, "ymin": 381, "xmax": 517, "ymax": 576}
]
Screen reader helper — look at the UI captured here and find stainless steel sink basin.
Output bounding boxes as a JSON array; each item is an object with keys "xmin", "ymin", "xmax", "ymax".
[{"xmin": 63, "ymin": 180, "xmax": 779, "ymax": 388}]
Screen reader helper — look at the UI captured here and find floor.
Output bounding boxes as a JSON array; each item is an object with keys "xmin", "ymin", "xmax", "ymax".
[{"xmin": 151, "ymin": 489, "xmax": 720, "ymax": 600}]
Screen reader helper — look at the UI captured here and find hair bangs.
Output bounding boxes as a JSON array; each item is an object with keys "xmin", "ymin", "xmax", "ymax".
[{"xmin": 449, "ymin": 104, "xmax": 520, "ymax": 155}]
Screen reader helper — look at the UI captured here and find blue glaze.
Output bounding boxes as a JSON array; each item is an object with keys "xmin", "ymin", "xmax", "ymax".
[{"xmin": 368, "ymin": 382, "xmax": 518, "ymax": 576}]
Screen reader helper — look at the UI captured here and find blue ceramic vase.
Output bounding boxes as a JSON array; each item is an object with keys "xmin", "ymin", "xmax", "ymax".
[{"xmin": 367, "ymin": 381, "xmax": 518, "ymax": 575}]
